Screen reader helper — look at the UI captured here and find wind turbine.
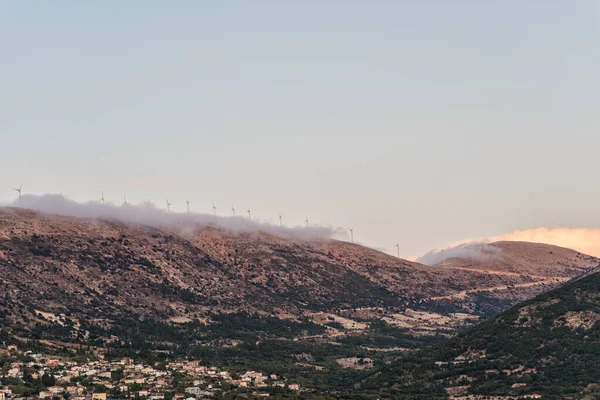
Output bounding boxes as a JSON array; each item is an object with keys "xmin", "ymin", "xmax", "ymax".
[
  {"xmin": 246, "ymin": 207, "xmax": 251, "ymax": 220},
  {"xmin": 100, "ymin": 191, "xmax": 105, "ymax": 204},
  {"xmin": 185, "ymin": 198, "xmax": 191, "ymax": 213},
  {"xmin": 278, "ymin": 212, "xmax": 282, "ymax": 227},
  {"xmin": 165, "ymin": 199, "xmax": 172, "ymax": 212},
  {"xmin": 305, "ymin": 217, "xmax": 309, "ymax": 227},
  {"xmin": 395, "ymin": 243, "xmax": 400, "ymax": 258},
  {"xmin": 232, "ymin": 205, "xmax": 235, "ymax": 217},
  {"xmin": 441, "ymin": 249, "xmax": 445, "ymax": 266},
  {"xmin": 123, "ymin": 194, "xmax": 128, "ymax": 206},
  {"xmin": 212, "ymin": 202, "xmax": 216, "ymax": 216},
  {"xmin": 13, "ymin": 185, "xmax": 23, "ymax": 203},
  {"xmin": 348, "ymin": 226, "xmax": 355, "ymax": 243}
]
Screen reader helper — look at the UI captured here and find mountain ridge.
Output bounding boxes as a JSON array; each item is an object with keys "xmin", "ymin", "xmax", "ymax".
[{"xmin": 1, "ymin": 207, "xmax": 598, "ymax": 345}]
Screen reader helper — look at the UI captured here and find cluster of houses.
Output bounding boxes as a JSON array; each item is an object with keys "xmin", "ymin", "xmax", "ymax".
[{"xmin": 0, "ymin": 345, "xmax": 300, "ymax": 399}]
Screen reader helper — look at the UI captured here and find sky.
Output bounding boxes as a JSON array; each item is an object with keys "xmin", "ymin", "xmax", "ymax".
[{"xmin": 1, "ymin": 1, "xmax": 599, "ymax": 258}]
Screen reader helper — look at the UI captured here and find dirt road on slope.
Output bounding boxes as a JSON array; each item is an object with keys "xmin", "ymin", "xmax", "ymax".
[{"xmin": 428, "ymin": 276, "xmax": 570, "ymax": 301}]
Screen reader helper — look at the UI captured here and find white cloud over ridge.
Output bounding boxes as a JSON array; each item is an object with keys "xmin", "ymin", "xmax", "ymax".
[
  {"xmin": 2, "ymin": 194, "xmax": 346, "ymax": 241},
  {"xmin": 417, "ymin": 243, "xmax": 502, "ymax": 266}
]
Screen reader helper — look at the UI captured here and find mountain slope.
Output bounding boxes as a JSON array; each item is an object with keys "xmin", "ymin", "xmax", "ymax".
[
  {"xmin": 370, "ymin": 266, "xmax": 600, "ymax": 399},
  {"xmin": 436, "ymin": 240, "xmax": 596, "ymax": 277},
  {"xmin": 0, "ymin": 208, "xmax": 597, "ymax": 345},
  {"xmin": 418, "ymin": 241, "xmax": 599, "ymax": 316}
]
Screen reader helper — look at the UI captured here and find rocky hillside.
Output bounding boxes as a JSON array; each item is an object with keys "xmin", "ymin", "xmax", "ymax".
[
  {"xmin": 436, "ymin": 240, "xmax": 596, "ymax": 277},
  {"xmin": 368, "ymin": 265, "xmax": 600, "ymax": 399},
  {"xmin": 418, "ymin": 241, "xmax": 599, "ymax": 316},
  {"xmin": 0, "ymin": 208, "xmax": 597, "ymax": 345}
]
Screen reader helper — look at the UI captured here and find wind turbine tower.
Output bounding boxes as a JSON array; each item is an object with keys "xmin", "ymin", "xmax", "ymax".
[
  {"xmin": 232, "ymin": 205, "xmax": 235, "ymax": 217},
  {"xmin": 100, "ymin": 191, "xmax": 105, "ymax": 204},
  {"xmin": 186, "ymin": 198, "xmax": 191, "ymax": 213},
  {"xmin": 442, "ymin": 249, "xmax": 445, "ymax": 266},
  {"xmin": 349, "ymin": 226, "xmax": 355, "ymax": 243},
  {"xmin": 305, "ymin": 217, "xmax": 309, "ymax": 227},
  {"xmin": 278, "ymin": 212, "xmax": 282, "ymax": 227},
  {"xmin": 212, "ymin": 202, "xmax": 217, "ymax": 216},
  {"xmin": 166, "ymin": 199, "xmax": 172, "ymax": 212},
  {"xmin": 123, "ymin": 194, "xmax": 128, "ymax": 206},
  {"xmin": 395, "ymin": 243, "xmax": 400, "ymax": 258},
  {"xmin": 246, "ymin": 207, "xmax": 251, "ymax": 220},
  {"xmin": 13, "ymin": 185, "xmax": 23, "ymax": 203}
]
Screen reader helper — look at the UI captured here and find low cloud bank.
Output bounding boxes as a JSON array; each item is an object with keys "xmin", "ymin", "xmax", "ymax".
[
  {"xmin": 417, "ymin": 243, "xmax": 502, "ymax": 266},
  {"xmin": 2, "ymin": 194, "xmax": 345, "ymax": 241}
]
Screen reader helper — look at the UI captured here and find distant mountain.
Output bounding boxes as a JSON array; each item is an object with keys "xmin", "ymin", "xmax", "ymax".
[
  {"xmin": 0, "ymin": 208, "xmax": 597, "ymax": 346},
  {"xmin": 435, "ymin": 240, "xmax": 596, "ymax": 276},
  {"xmin": 368, "ymin": 265, "xmax": 600, "ymax": 399}
]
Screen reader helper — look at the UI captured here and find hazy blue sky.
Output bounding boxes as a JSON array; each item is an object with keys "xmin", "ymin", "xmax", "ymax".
[{"xmin": 1, "ymin": 1, "xmax": 599, "ymax": 257}]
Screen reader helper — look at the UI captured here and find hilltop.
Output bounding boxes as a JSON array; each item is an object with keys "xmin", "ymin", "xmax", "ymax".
[{"xmin": 435, "ymin": 240, "xmax": 594, "ymax": 277}]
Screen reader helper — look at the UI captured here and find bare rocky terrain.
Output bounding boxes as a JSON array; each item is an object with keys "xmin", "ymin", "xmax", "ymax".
[
  {"xmin": 0, "ymin": 208, "xmax": 597, "ymax": 344},
  {"xmin": 419, "ymin": 241, "xmax": 599, "ymax": 316},
  {"xmin": 368, "ymin": 261, "xmax": 600, "ymax": 399},
  {"xmin": 434, "ymin": 240, "xmax": 596, "ymax": 277}
]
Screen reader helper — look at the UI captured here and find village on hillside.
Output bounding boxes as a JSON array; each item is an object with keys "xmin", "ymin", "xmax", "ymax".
[{"xmin": 0, "ymin": 345, "xmax": 300, "ymax": 400}]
